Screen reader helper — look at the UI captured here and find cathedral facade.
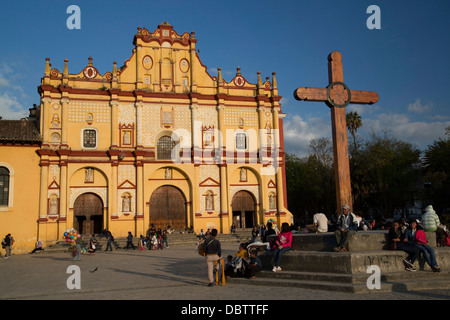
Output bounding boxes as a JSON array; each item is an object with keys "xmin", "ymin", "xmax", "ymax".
[{"xmin": 0, "ymin": 22, "xmax": 292, "ymax": 253}]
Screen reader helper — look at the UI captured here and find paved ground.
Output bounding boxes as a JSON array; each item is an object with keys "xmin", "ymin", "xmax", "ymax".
[{"xmin": 1, "ymin": 243, "xmax": 450, "ymax": 304}]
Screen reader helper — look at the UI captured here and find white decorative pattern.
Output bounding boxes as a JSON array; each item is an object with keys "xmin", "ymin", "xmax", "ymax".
[
  {"xmin": 49, "ymin": 164, "xmax": 60, "ymax": 180},
  {"xmin": 141, "ymin": 104, "xmax": 191, "ymax": 146},
  {"xmin": 197, "ymin": 106, "xmax": 217, "ymax": 128},
  {"xmin": 118, "ymin": 104, "xmax": 135, "ymax": 125},
  {"xmin": 118, "ymin": 165, "xmax": 136, "ymax": 185},
  {"xmin": 199, "ymin": 165, "xmax": 219, "ymax": 182},
  {"xmin": 68, "ymin": 102, "xmax": 110, "ymax": 123},
  {"xmin": 224, "ymin": 107, "xmax": 258, "ymax": 127}
]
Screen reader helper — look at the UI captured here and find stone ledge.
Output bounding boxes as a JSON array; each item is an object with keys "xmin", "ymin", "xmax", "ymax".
[
  {"xmin": 267, "ymin": 230, "xmax": 437, "ymax": 252},
  {"xmin": 259, "ymin": 247, "xmax": 450, "ymax": 274}
]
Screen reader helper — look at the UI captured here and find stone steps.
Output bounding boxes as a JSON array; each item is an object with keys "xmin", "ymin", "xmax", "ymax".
[
  {"xmin": 228, "ymin": 269, "xmax": 450, "ymax": 293},
  {"xmin": 225, "ymin": 231, "xmax": 450, "ymax": 293}
]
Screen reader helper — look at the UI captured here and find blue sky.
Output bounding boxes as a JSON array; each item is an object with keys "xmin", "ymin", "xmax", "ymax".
[{"xmin": 1, "ymin": 0, "xmax": 449, "ymax": 156}]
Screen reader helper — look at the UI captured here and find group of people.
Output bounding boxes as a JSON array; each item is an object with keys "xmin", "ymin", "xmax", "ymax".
[
  {"xmin": 388, "ymin": 205, "xmax": 445, "ymax": 272},
  {"xmin": 224, "ymin": 243, "xmax": 263, "ymax": 280},
  {"xmin": 199, "ymin": 221, "xmax": 294, "ymax": 286},
  {"xmin": 331, "ymin": 203, "xmax": 445, "ymax": 272}
]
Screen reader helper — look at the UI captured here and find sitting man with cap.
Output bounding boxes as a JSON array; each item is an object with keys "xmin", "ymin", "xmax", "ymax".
[{"xmin": 333, "ymin": 204, "xmax": 359, "ymax": 252}]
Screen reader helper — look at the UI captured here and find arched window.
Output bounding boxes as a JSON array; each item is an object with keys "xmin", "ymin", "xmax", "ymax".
[
  {"xmin": 0, "ymin": 167, "xmax": 10, "ymax": 206},
  {"xmin": 157, "ymin": 136, "xmax": 175, "ymax": 160}
]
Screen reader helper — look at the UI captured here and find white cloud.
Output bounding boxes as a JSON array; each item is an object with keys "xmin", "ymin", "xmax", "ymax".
[
  {"xmin": 0, "ymin": 92, "xmax": 28, "ymax": 120},
  {"xmin": 282, "ymin": 114, "xmax": 331, "ymax": 156},
  {"xmin": 407, "ymin": 98, "xmax": 432, "ymax": 114},
  {"xmin": 361, "ymin": 113, "xmax": 450, "ymax": 149},
  {"xmin": 0, "ymin": 63, "xmax": 29, "ymax": 119}
]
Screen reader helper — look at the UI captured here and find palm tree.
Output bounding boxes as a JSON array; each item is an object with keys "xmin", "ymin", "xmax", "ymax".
[{"xmin": 346, "ymin": 111, "xmax": 362, "ymax": 150}]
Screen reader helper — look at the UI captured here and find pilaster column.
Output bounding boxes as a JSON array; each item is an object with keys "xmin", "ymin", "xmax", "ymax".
[
  {"xmin": 219, "ymin": 164, "xmax": 229, "ymax": 231},
  {"xmin": 41, "ymin": 97, "xmax": 51, "ymax": 147},
  {"xmin": 272, "ymin": 107, "xmax": 285, "ymax": 215},
  {"xmin": 136, "ymin": 45, "xmax": 142, "ymax": 89},
  {"xmin": 110, "ymin": 100, "xmax": 119, "ymax": 148},
  {"xmin": 39, "ymin": 159, "xmax": 49, "ymax": 219},
  {"xmin": 60, "ymin": 98, "xmax": 69, "ymax": 147},
  {"xmin": 190, "ymin": 104, "xmax": 200, "ymax": 164},
  {"xmin": 257, "ymin": 105, "xmax": 266, "ymax": 150},
  {"xmin": 193, "ymin": 164, "xmax": 200, "ymax": 217},
  {"xmin": 135, "ymin": 158, "xmax": 144, "ymax": 235},
  {"xmin": 135, "ymin": 102, "xmax": 144, "ymax": 148}
]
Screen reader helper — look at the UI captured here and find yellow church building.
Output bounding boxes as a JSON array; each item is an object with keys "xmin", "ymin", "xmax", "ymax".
[{"xmin": 0, "ymin": 22, "xmax": 292, "ymax": 254}]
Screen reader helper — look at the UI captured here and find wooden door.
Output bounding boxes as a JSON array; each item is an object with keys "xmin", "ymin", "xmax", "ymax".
[
  {"xmin": 73, "ymin": 193, "xmax": 103, "ymax": 235},
  {"xmin": 231, "ymin": 191, "xmax": 256, "ymax": 228},
  {"xmin": 149, "ymin": 186, "xmax": 186, "ymax": 230}
]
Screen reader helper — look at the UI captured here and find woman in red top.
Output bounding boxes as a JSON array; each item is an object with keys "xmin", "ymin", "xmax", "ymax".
[{"xmin": 272, "ymin": 222, "xmax": 292, "ymax": 272}]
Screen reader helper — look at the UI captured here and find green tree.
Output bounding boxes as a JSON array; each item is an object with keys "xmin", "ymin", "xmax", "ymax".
[
  {"xmin": 422, "ymin": 127, "xmax": 450, "ymax": 213},
  {"xmin": 285, "ymin": 138, "xmax": 336, "ymax": 225},
  {"xmin": 346, "ymin": 111, "xmax": 362, "ymax": 150},
  {"xmin": 353, "ymin": 133, "xmax": 421, "ymax": 218}
]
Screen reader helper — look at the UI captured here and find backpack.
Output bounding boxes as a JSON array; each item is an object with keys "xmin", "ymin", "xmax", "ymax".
[
  {"xmin": 415, "ymin": 230, "xmax": 428, "ymax": 245},
  {"xmin": 198, "ymin": 238, "xmax": 214, "ymax": 256}
]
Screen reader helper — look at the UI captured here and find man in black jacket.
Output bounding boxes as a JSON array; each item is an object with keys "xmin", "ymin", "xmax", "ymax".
[{"xmin": 203, "ymin": 228, "xmax": 222, "ymax": 286}]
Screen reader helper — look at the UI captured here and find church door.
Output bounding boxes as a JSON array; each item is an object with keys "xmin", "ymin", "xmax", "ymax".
[
  {"xmin": 149, "ymin": 186, "xmax": 186, "ymax": 230},
  {"xmin": 231, "ymin": 190, "xmax": 256, "ymax": 229},
  {"xmin": 73, "ymin": 193, "xmax": 104, "ymax": 235}
]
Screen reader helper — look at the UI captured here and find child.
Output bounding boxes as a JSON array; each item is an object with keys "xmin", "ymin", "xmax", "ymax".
[
  {"xmin": 246, "ymin": 249, "xmax": 262, "ymax": 279},
  {"xmin": 151, "ymin": 234, "xmax": 158, "ymax": 250},
  {"xmin": 138, "ymin": 235, "xmax": 146, "ymax": 252}
]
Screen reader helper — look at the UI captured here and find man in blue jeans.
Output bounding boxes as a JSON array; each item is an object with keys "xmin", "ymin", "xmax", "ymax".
[{"xmin": 333, "ymin": 204, "xmax": 358, "ymax": 252}]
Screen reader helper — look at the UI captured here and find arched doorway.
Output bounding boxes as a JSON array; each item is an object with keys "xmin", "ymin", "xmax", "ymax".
[
  {"xmin": 149, "ymin": 185, "xmax": 186, "ymax": 230},
  {"xmin": 73, "ymin": 193, "xmax": 104, "ymax": 235},
  {"xmin": 231, "ymin": 190, "xmax": 257, "ymax": 229}
]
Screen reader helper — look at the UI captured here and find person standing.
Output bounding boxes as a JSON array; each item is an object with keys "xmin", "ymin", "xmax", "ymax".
[
  {"xmin": 105, "ymin": 231, "xmax": 114, "ymax": 251},
  {"xmin": 251, "ymin": 226, "xmax": 259, "ymax": 243},
  {"xmin": 161, "ymin": 230, "xmax": 169, "ymax": 248},
  {"xmin": 203, "ymin": 228, "xmax": 222, "ymax": 286},
  {"xmin": 333, "ymin": 204, "xmax": 358, "ymax": 252},
  {"xmin": 2, "ymin": 234, "xmax": 12, "ymax": 259},
  {"xmin": 88, "ymin": 234, "xmax": 97, "ymax": 255},
  {"xmin": 126, "ymin": 231, "xmax": 136, "ymax": 250},
  {"xmin": 421, "ymin": 205, "xmax": 446, "ymax": 246}
]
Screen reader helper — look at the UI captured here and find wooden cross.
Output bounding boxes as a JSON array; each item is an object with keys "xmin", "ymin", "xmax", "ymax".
[{"xmin": 293, "ymin": 51, "xmax": 378, "ymax": 212}]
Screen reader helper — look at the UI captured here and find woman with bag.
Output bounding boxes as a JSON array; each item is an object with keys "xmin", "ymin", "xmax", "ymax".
[{"xmin": 411, "ymin": 220, "xmax": 441, "ymax": 272}]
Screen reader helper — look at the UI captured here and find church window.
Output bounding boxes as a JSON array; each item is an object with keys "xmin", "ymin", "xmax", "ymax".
[
  {"xmin": 235, "ymin": 132, "xmax": 247, "ymax": 150},
  {"xmin": 0, "ymin": 167, "xmax": 10, "ymax": 206},
  {"xmin": 83, "ymin": 129, "xmax": 97, "ymax": 148},
  {"xmin": 157, "ymin": 136, "xmax": 175, "ymax": 160}
]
